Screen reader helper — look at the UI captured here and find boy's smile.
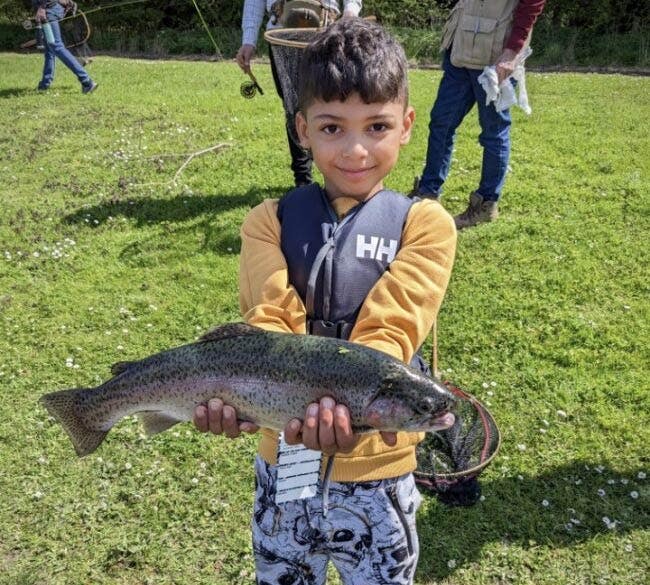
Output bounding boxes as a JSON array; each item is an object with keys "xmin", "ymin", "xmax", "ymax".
[{"xmin": 296, "ymin": 94, "xmax": 415, "ymax": 202}]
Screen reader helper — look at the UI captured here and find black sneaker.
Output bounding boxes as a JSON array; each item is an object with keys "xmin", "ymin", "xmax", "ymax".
[
  {"xmin": 82, "ymin": 81, "xmax": 98, "ymax": 94},
  {"xmin": 409, "ymin": 176, "xmax": 439, "ymax": 200}
]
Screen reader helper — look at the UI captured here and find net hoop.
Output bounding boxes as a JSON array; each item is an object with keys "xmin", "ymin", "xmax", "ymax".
[
  {"xmin": 414, "ymin": 383, "xmax": 501, "ymax": 487},
  {"xmin": 264, "ymin": 27, "xmax": 324, "ymax": 49}
]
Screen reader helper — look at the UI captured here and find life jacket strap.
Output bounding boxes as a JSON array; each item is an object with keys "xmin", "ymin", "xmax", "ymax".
[{"xmin": 307, "ymin": 319, "xmax": 353, "ymax": 340}]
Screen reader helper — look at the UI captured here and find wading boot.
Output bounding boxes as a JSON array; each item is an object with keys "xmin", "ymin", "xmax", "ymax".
[{"xmin": 454, "ymin": 192, "xmax": 499, "ymax": 229}]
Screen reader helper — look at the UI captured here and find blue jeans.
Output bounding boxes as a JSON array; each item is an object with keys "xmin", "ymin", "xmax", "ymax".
[
  {"xmin": 39, "ymin": 4, "xmax": 91, "ymax": 89},
  {"xmin": 419, "ymin": 50, "xmax": 512, "ymax": 201}
]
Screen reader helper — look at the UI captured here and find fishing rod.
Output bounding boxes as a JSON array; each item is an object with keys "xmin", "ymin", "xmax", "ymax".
[
  {"xmin": 21, "ymin": 0, "xmax": 258, "ymax": 95},
  {"xmin": 22, "ymin": 0, "xmax": 150, "ymax": 28}
]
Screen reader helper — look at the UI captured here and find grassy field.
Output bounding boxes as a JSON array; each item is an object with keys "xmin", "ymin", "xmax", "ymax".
[{"xmin": 0, "ymin": 53, "xmax": 648, "ymax": 585}]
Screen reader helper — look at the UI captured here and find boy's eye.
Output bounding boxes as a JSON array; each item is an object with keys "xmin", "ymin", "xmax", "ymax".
[
  {"xmin": 321, "ymin": 124, "xmax": 340, "ymax": 135},
  {"xmin": 369, "ymin": 122, "xmax": 389, "ymax": 132}
]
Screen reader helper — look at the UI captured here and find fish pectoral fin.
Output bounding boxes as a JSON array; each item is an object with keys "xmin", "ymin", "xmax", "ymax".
[
  {"xmin": 138, "ymin": 412, "xmax": 182, "ymax": 436},
  {"xmin": 199, "ymin": 322, "xmax": 264, "ymax": 343}
]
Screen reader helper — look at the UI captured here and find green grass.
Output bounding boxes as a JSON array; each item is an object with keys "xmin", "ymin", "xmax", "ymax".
[{"xmin": 0, "ymin": 54, "xmax": 648, "ymax": 584}]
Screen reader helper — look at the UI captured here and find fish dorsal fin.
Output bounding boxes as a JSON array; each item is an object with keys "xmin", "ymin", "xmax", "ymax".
[
  {"xmin": 111, "ymin": 360, "xmax": 141, "ymax": 376},
  {"xmin": 199, "ymin": 322, "xmax": 264, "ymax": 342}
]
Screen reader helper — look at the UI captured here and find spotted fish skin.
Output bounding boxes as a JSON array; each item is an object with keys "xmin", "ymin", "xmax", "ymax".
[{"xmin": 40, "ymin": 323, "xmax": 456, "ymax": 456}]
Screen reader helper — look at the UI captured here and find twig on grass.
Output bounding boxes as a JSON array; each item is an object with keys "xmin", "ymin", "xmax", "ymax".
[{"xmin": 130, "ymin": 142, "xmax": 231, "ymax": 190}]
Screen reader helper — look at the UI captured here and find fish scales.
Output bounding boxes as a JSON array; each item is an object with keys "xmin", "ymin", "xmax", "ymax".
[{"xmin": 40, "ymin": 323, "xmax": 456, "ymax": 456}]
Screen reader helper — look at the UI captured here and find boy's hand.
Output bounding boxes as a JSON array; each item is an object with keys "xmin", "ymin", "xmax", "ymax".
[
  {"xmin": 284, "ymin": 397, "xmax": 398, "ymax": 455},
  {"xmin": 36, "ymin": 7, "xmax": 46, "ymax": 22},
  {"xmin": 193, "ymin": 398, "xmax": 259, "ymax": 438}
]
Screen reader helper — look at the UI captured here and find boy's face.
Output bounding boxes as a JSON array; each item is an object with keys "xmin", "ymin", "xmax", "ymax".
[{"xmin": 296, "ymin": 93, "xmax": 415, "ymax": 201}]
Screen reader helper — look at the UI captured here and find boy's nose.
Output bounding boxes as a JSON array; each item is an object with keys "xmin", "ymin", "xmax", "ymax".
[{"xmin": 342, "ymin": 135, "xmax": 368, "ymax": 159}]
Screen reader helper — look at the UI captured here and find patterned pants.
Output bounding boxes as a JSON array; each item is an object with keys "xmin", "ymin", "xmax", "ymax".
[{"xmin": 252, "ymin": 456, "xmax": 422, "ymax": 585}]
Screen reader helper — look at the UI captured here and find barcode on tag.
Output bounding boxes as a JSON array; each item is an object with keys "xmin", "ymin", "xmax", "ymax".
[{"xmin": 275, "ymin": 432, "xmax": 322, "ymax": 504}]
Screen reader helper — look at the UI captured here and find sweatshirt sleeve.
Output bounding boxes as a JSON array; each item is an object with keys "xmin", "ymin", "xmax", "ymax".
[
  {"xmin": 505, "ymin": 0, "xmax": 546, "ymax": 53},
  {"xmin": 238, "ymin": 199, "xmax": 308, "ymax": 333},
  {"xmin": 349, "ymin": 200, "xmax": 457, "ymax": 363}
]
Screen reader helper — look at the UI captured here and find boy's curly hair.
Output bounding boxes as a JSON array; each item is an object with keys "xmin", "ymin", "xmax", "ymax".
[{"xmin": 297, "ymin": 18, "xmax": 409, "ymax": 112}]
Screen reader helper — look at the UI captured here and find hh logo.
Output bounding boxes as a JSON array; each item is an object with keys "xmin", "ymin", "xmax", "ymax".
[{"xmin": 356, "ymin": 234, "xmax": 398, "ymax": 263}]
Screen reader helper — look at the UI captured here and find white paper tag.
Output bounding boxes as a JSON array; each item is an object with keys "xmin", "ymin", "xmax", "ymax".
[{"xmin": 274, "ymin": 432, "xmax": 323, "ymax": 505}]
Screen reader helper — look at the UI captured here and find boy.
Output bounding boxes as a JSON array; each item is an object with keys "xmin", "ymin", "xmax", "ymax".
[{"xmin": 195, "ymin": 18, "xmax": 457, "ymax": 584}]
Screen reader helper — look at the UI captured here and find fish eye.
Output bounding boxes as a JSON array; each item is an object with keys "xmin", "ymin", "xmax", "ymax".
[{"xmin": 417, "ymin": 396, "xmax": 436, "ymax": 414}]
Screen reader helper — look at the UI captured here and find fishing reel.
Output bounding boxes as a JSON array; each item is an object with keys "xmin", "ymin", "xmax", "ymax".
[{"xmin": 240, "ymin": 71, "xmax": 264, "ymax": 99}]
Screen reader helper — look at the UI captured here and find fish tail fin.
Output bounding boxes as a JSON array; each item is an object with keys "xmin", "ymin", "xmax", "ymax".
[{"xmin": 39, "ymin": 388, "xmax": 109, "ymax": 457}]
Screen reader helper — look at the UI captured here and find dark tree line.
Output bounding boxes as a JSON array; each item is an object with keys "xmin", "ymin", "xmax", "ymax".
[{"xmin": 9, "ymin": 0, "xmax": 649, "ymax": 33}]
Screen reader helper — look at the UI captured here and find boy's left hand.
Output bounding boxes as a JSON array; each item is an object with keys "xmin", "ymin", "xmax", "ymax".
[{"xmin": 284, "ymin": 397, "xmax": 397, "ymax": 455}]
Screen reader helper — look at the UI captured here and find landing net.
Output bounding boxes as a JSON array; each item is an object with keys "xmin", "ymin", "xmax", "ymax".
[
  {"xmin": 414, "ymin": 384, "xmax": 501, "ymax": 505},
  {"xmin": 264, "ymin": 28, "xmax": 322, "ymax": 143}
]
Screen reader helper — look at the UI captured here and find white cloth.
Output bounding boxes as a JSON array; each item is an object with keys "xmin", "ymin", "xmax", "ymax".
[
  {"xmin": 477, "ymin": 47, "xmax": 532, "ymax": 114},
  {"xmin": 241, "ymin": 0, "xmax": 363, "ymax": 46}
]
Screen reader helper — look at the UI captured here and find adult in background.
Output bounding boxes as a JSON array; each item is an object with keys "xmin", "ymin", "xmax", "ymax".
[
  {"xmin": 413, "ymin": 0, "xmax": 545, "ymax": 228},
  {"xmin": 235, "ymin": 0, "xmax": 362, "ymax": 187},
  {"xmin": 33, "ymin": 0, "xmax": 97, "ymax": 93}
]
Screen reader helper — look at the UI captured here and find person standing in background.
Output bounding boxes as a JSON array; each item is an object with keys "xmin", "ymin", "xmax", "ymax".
[
  {"xmin": 235, "ymin": 0, "xmax": 362, "ymax": 188},
  {"xmin": 33, "ymin": 0, "xmax": 97, "ymax": 93},
  {"xmin": 413, "ymin": 0, "xmax": 545, "ymax": 229}
]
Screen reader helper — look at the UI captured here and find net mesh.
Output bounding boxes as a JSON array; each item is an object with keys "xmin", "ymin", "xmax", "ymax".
[
  {"xmin": 414, "ymin": 384, "xmax": 500, "ymax": 504},
  {"xmin": 264, "ymin": 28, "xmax": 323, "ymax": 143}
]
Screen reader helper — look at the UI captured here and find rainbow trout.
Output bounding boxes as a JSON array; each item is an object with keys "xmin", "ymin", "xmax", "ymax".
[{"xmin": 40, "ymin": 322, "xmax": 456, "ymax": 457}]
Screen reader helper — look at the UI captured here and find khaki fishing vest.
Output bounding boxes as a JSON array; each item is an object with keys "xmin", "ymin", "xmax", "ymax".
[{"xmin": 441, "ymin": 0, "xmax": 528, "ymax": 68}]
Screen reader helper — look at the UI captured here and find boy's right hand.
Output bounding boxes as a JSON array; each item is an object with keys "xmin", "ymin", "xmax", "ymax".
[{"xmin": 193, "ymin": 398, "xmax": 259, "ymax": 438}]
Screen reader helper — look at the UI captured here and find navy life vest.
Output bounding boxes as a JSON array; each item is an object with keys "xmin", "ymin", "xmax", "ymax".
[{"xmin": 278, "ymin": 183, "xmax": 416, "ymax": 338}]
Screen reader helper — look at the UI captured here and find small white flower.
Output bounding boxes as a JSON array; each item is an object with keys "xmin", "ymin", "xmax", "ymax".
[
  {"xmin": 447, "ymin": 559, "xmax": 457, "ymax": 569},
  {"xmin": 624, "ymin": 544, "xmax": 633, "ymax": 552},
  {"xmin": 191, "ymin": 477, "xmax": 199, "ymax": 485},
  {"xmin": 517, "ymin": 444, "xmax": 527, "ymax": 451},
  {"xmin": 487, "ymin": 390, "xmax": 494, "ymax": 397},
  {"xmin": 490, "ymin": 381, "xmax": 497, "ymax": 387},
  {"xmin": 630, "ymin": 491, "xmax": 639, "ymax": 499},
  {"xmin": 542, "ymin": 499, "xmax": 550, "ymax": 507},
  {"xmin": 33, "ymin": 491, "xmax": 44, "ymax": 499},
  {"xmin": 602, "ymin": 517, "xmax": 617, "ymax": 530},
  {"xmin": 539, "ymin": 428, "xmax": 547, "ymax": 434},
  {"xmin": 570, "ymin": 518, "xmax": 581, "ymax": 525},
  {"xmin": 542, "ymin": 419, "xmax": 550, "ymax": 427},
  {"xmin": 638, "ymin": 472, "xmax": 646, "ymax": 480},
  {"xmin": 124, "ymin": 462, "xmax": 132, "ymax": 470},
  {"xmin": 482, "ymin": 382, "xmax": 489, "ymax": 389},
  {"xmin": 517, "ymin": 475, "xmax": 523, "ymax": 481},
  {"xmin": 621, "ymin": 478, "xmax": 629, "ymax": 485},
  {"xmin": 116, "ymin": 345, "xmax": 124, "ymax": 350},
  {"xmin": 607, "ymin": 479, "xmax": 616, "ymax": 485},
  {"xmin": 556, "ymin": 409, "xmax": 567, "ymax": 418},
  {"xmin": 595, "ymin": 465, "xmax": 604, "ymax": 474},
  {"xmin": 597, "ymin": 489, "xmax": 606, "ymax": 497}
]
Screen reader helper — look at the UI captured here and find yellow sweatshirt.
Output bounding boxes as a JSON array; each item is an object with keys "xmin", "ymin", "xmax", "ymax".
[{"xmin": 238, "ymin": 194, "xmax": 457, "ymax": 482}]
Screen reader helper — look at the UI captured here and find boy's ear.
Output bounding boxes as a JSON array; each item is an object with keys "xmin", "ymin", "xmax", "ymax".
[
  {"xmin": 400, "ymin": 106, "xmax": 416, "ymax": 146},
  {"xmin": 295, "ymin": 111, "xmax": 310, "ymax": 149}
]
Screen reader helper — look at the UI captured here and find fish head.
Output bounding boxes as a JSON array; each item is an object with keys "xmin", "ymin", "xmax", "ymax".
[{"xmin": 362, "ymin": 364, "xmax": 457, "ymax": 432}]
